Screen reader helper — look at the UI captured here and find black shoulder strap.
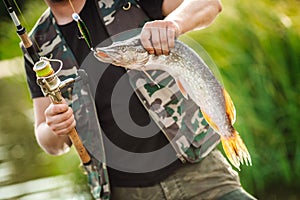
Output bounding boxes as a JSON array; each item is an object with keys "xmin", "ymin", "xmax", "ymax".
[{"xmin": 97, "ymin": 0, "xmax": 150, "ymax": 36}]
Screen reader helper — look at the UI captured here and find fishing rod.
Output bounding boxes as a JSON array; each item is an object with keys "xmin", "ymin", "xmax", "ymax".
[
  {"xmin": 2, "ymin": 0, "xmax": 91, "ymax": 165},
  {"xmin": 2, "ymin": 0, "xmax": 39, "ymax": 63},
  {"xmin": 3, "ymin": 2, "xmax": 111, "ymax": 198}
]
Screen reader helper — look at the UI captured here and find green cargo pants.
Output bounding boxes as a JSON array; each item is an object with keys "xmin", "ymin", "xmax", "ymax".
[{"xmin": 110, "ymin": 149, "xmax": 256, "ymax": 200}]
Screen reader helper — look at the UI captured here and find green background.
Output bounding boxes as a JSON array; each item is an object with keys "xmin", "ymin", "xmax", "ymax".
[{"xmin": 0, "ymin": 0, "xmax": 299, "ymax": 199}]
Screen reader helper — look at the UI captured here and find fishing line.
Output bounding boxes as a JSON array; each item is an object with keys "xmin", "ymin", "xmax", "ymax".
[
  {"xmin": 68, "ymin": 0, "xmax": 76, "ymax": 12},
  {"xmin": 68, "ymin": 0, "xmax": 94, "ymax": 51},
  {"xmin": 12, "ymin": 0, "xmax": 24, "ymax": 23}
]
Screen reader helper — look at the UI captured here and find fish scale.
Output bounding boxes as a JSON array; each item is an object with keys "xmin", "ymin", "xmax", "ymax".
[
  {"xmin": 147, "ymin": 43, "xmax": 229, "ymax": 135},
  {"xmin": 94, "ymin": 36, "xmax": 252, "ymax": 170}
]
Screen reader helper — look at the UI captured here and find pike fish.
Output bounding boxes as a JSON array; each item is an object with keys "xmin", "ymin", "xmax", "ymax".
[{"xmin": 94, "ymin": 36, "xmax": 252, "ymax": 170}]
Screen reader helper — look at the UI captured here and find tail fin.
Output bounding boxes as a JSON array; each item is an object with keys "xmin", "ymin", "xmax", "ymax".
[{"xmin": 221, "ymin": 130, "xmax": 252, "ymax": 171}]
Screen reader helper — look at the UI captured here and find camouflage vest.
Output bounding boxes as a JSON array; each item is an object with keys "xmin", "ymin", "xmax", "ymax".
[{"xmin": 26, "ymin": 0, "xmax": 220, "ymax": 168}]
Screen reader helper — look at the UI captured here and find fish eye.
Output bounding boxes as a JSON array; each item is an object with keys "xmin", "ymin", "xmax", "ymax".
[{"xmin": 120, "ymin": 46, "xmax": 127, "ymax": 52}]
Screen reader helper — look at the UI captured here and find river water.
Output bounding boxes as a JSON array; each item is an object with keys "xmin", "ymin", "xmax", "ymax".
[{"xmin": 0, "ymin": 58, "xmax": 92, "ymax": 200}]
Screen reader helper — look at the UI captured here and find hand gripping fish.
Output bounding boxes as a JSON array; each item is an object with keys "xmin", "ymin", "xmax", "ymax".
[{"xmin": 94, "ymin": 36, "xmax": 252, "ymax": 170}]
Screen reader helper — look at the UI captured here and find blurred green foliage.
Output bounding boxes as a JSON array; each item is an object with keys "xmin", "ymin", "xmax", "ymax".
[
  {"xmin": 0, "ymin": 1, "xmax": 91, "ymax": 198},
  {"xmin": 0, "ymin": 0, "xmax": 47, "ymax": 59},
  {"xmin": 188, "ymin": 0, "xmax": 300, "ymax": 198},
  {"xmin": 0, "ymin": 0, "xmax": 299, "ymax": 199},
  {"xmin": 0, "ymin": 75, "xmax": 90, "ymax": 198}
]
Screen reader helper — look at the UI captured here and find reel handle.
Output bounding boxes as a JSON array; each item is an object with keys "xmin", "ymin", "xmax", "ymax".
[{"xmin": 34, "ymin": 58, "xmax": 91, "ymax": 165}]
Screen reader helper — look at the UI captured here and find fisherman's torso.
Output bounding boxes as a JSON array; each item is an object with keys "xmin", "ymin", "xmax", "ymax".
[
  {"xmin": 28, "ymin": 0, "xmax": 185, "ymax": 187},
  {"xmin": 26, "ymin": 0, "xmax": 221, "ymax": 187}
]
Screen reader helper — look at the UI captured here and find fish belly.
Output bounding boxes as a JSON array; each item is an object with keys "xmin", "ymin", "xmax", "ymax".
[{"xmin": 147, "ymin": 46, "xmax": 229, "ymax": 135}]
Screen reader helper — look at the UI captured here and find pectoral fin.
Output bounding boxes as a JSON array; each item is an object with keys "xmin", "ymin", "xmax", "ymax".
[
  {"xmin": 176, "ymin": 79, "xmax": 188, "ymax": 99},
  {"xmin": 223, "ymin": 88, "xmax": 236, "ymax": 124},
  {"xmin": 142, "ymin": 69, "xmax": 160, "ymax": 88}
]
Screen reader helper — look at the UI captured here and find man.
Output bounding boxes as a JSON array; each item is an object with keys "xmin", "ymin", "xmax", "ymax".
[{"xmin": 24, "ymin": 0, "xmax": 256, "ymax": 199}]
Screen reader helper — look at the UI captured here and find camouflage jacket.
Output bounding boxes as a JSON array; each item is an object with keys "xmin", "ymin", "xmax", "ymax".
[{"xmin": 24, "ymin": 0, "xmax": 220, "ymax": 171}]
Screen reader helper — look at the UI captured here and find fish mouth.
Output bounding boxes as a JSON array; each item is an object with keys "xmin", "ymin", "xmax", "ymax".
[
  {"xmin": 94, "ymin": 45, "xmax": 149, "ymax": 69},
  {"xmin": 94, "ymin": 49, "xmax": 115, "ymax": 63}
]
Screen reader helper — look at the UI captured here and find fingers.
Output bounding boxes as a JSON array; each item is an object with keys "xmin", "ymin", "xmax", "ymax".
[
  {"xmin": 159, "ymin": 26, "xmax": 168, "ymax": 55},
  {"xmin": 45, "ymin": 103, "xmax": 76, "ymax": 136},
  {"xmin": 167, "ymin": 22, "xmax": 178, "ymax": 49},
  {"xmin": 141, "ymin": 20, "xmax": 181, "ymax": 56},
  {"xmin": 151, "ymin": 27, "xmax": 163, "ymax": 55},
  {"xmin": 140, "ymin": 27, "xmax": 155, "ymax": 54}
]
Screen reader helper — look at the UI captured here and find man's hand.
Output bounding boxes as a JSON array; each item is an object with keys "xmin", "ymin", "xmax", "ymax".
[
  {"xmin": 140, "ymin": 0, "xmax": 222, "ymax": 56},
  {"xmin": 140, "ymin": 20, "xmax": 181, "ymax": 55},
  {"xmin": 45, "ymin": 102, "xmax": 76, "ymax": 136}
]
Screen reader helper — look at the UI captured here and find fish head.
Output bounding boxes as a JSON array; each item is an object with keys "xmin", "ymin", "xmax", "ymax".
[{"xmin": 94, "ymin": 38, "xmax": 149, "ymax": 70}]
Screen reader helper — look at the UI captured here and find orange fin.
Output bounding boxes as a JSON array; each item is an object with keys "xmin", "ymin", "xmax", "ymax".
[
  {"xmin": 176, "ymin": 79, "xmax": 188, "ymax": 99},
  {"xmin": 201, "ymin": 110, "xmax": 219, "ymax": 132},
  {"xmin": 223, "ymin": 88, "xmax": 236, "ymax": 124},
  {"xmin": 221, "ymin": 130, "xmax": 252, "ymax": 171}
]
